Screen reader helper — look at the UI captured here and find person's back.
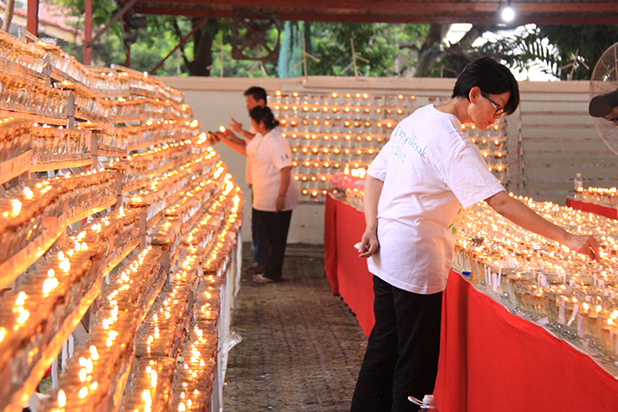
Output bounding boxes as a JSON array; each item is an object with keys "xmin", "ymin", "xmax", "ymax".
[{"xmin": 351, "ymin": 56, "xmax": 600, "ymax": 412}]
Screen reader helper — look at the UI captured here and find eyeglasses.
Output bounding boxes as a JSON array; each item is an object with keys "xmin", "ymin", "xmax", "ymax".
[{"xmin": 480, "ymin": 90, "xmax": 506, "ymax": 117}]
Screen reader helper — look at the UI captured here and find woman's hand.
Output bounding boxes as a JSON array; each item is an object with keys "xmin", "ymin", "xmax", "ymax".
[
  {"xmin": 358, "ymin": 228, "xmax": 379, "ymax": 258},
  {"xmin": 565, "ymin": 233, "xmax": 601, "ymax": 262},
  {"xmin": 207, "ymin": 132, "xmax": 220, "ymax": 144},
  {"xmin": 276, "ymin": 194, "xmax": 286, "ymax": 211},
  {"xmin": 230, "ymin": 118, "xmax": 242, "ymax": 134}
]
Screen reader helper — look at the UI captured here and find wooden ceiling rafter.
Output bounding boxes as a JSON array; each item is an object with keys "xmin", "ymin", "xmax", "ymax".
[{"xmin": 121, "ymin": 0, "xmax": 618, "ymax": 25}]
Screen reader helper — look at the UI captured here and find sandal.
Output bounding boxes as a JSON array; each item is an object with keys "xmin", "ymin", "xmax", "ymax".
[
  {"xmin": 252, "ymin": 274, "xmax": 274, "ymax": 284},
  {"xmin": 244, "ymin": 264, "xmax": 264, "ymax": 275}
]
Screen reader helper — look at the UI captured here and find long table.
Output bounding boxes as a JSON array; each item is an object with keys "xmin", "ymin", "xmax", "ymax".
[
  {"xmin": 566, "ymin": 197, "xmax": 618, "ymax": 219},
  {"xmin": 324, "ymin": 194, "xmax": 618, "ymax": 412}
]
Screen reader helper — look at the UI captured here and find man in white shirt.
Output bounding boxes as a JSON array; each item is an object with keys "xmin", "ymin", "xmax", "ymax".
[
  {"xmin": 223, "ymin": 87, "xmax": 269, "ymax": 275},
  {"xmin": 351, "ymin": 57, "xmax": 600, "ymax": 412}
]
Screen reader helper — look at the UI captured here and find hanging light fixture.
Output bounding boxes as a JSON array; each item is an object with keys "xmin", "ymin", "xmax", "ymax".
[{"xmin": 501, "ymin": 0, "xmax": 516, "ymax": 22}]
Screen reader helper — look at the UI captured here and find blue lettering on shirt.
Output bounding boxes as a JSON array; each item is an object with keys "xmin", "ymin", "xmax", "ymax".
[{"xmin": 392, "ymin": 126, "xmax": 427, "ymax": 162}]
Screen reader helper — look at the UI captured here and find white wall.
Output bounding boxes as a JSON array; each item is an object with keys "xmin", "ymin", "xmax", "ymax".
[
  {"xmin": 177, "ymin": 78, "xmax": 331, "ymax": 245},
  {"xmin": 516, "ymin": 81, "xmax": 618, "ymax": 203},
  {"xmin": 159, "ymin": 76, "xmax": 615, "ymax": 244}
]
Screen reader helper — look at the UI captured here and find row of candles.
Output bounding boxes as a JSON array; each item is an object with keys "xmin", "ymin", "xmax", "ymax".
[
  {"xmin": 0, "ymin": 206, "xmax": 144, "ymax": 408},
  {"xmin": 0, "ymin": 140, "xmax": 223, "ymax": 274},
  {"xmin": 0, "ymin": 168, "xmax": 120, "ymax": 277},
  {"xmin": 39, "ymin": 246, "xmax": 165, "ymax": 411},
  {"xmin": 148, "ymin": 166, "xmax": 230, "ymax": 247},
  {"xmin": 114, "ymin": 183, "xmax": 241, "ymax": 412},
  {"xmin": 56, "ymin": 80, "xmax": 191, "ymax": 124},
  {"xmin": 126, "ymin": 152, "xmax": 223, "ymax": 222},
  {"xmin": 0, "ymin": 70, "xmax": 71, "ymax": 118},
  {"xmin": 0, "ymin": 31, "xmax": 245, "ymax": 412},
  {"xmin": 0, "ymin": 143, "xmax": 242, "ymax": 410},
  {"xmin": 0, "ymin": 72, "xmax": 190, "ymax": 125},
  {"xmin": 339, "ymin": 174, "xmax": 618, "ymax": 371},
  {"xmin": 274, "ymin": 90, "xmax": 510, "ymax": 201},
  {"xmin": 88, "ymin": 119, "xmax": 200, "ymax": 154},
  {"xmin": 0, "ymin": 116, "xmax": 201, "ymax": 176},
  {"xmin": 3, "ymin": 151, "xmax": 242, "ymax": 408},
  {"xmin": 0, "ymin": 31, "xmax": 183, "ymax": 104},
  {"xmin": 575, "ymin": 186, "xmax": 618, "ymax": 208},
  {"xmin": 0, "ymin": 32, "xmax": 47, "ymax": 75},
  {"xmin": 122, "ymin": 142, "xmax": 212, "ymax": 195},
  {"xmin": 273, "ymin": 90, "xmax": 420, "ymax": 112},
  {"xmin": 454, "ymin": 196, "xmax": 618, "ymax": 368}
]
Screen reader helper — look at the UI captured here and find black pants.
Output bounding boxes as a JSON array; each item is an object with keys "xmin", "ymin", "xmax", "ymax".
[
  {"xmin": 251, "ymin": 207, "xmax": 267, "ymax": 267},
  {"xmin": 351, "ymin": 276, "xmax": 443, "ymax": 412},
  {"xmin": 253, "ymin": 209, "xmax": 292, "ymax": 281}
]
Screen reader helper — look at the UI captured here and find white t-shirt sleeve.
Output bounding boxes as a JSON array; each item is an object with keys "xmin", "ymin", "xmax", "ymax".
[
  {"xmin": 366, "ymin": 139, "xmax": 392, "ymax": 181},
  {"xmin": 265, "ymin": 136, "xmax": 293, "ymax": 170},
  {"xmin": 441, "ymin": 143, "xmax": 505, "ymax": 209}
]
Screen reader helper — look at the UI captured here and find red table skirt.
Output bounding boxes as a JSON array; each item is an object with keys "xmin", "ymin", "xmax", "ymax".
[
  {"xmin": 566, "ymin": 197, "xmax": 618, "ymax": 219},
  {"xmin": 324, "ymin": 194, "xmax": 618, "ymax": 412},
  {"xmin": 324, "ymin": 195, "xmax": 375, "ymax": 335}
]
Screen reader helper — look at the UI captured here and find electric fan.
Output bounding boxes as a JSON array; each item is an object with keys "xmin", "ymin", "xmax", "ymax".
[{"xmin": 589, "ymin": 42, "xmax": 618, "ymax": 154}]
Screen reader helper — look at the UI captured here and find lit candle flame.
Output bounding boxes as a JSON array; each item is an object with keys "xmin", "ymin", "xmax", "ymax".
[{"xmin": 58, "ymin": 390, "xmax": 67, "ymax": 407}]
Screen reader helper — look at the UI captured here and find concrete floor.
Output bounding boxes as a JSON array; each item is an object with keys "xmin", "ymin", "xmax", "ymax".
[{"xmin": 222, "ymin": 244, "xmax": 368, "ymax": 411}]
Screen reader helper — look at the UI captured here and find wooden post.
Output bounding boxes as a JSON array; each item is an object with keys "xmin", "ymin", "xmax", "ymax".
[
  {"xmin": 2, "ymin": 0, "xmax": 15, "ymax": 32},
  {"xmin": 26, "ymin": 0, "xmax": 39, "ymax": 37},
  {"xmin": 84, "ymin": 0, "xmax": 93, "ymax": 65}
]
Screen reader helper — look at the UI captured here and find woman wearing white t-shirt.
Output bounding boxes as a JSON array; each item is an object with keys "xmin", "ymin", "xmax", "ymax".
[
  {"xmin": 351, "ymin": 57, "xmax": 601, "ymax": 412},
  {"xmin": 217, "ymin": 106, "xmax": 298, "ymax": 283}
]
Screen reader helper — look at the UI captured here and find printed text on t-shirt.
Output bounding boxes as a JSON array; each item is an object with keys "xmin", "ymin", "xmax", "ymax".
[{"xmin": 393, "ymin": 127, "xmax": 427, "ymax": 162}]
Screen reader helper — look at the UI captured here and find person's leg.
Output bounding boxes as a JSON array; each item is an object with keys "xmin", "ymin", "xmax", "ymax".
[
  {"xmin": 262, "ymin": 210, "xmax": 292, "ymax": 281},
  {"xmin": 390, "ymin": 290, "xmax": 443, "ymax": 412},
  {"xmin": 251, "ymin": 207, "xmax": 267, "ymax": 268},
  {"xmin": 350, "ymin": 276, "xmax": 398, "ymax": 412}
]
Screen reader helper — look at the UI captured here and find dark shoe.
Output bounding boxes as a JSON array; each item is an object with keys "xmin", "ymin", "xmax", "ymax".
[{"xmin": 244, "ymin": 264, "xmax": 264, "ymax": 275}]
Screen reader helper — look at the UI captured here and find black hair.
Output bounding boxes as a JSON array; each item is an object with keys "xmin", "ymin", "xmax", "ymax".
[
  {"xmin": 249, "ymin": 105, "xmax": 280, "ymax": 130},
  {"xmin": 244, "ymin": 86, "xmax": 268, "ymax": 104},
  {"xmin": 452, "ymin": 57, "xmax": 520, "ymax": 115}
]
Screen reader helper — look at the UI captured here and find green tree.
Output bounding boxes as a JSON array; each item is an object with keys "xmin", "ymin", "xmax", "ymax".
[
  {"xmin": 536, "ymin": 25, "xmax": 618, "ymax": 80},
  {"xmin": 54, "ymin": 0, "xmax": 211, "ymax": 75},
  {"xmin": 474, "ymin": 24, "xmax": 618, "ymax": 80},
  {"xmin": 305, "ymin": 22, "xmax": 429, "ymax": 77},
  {"xmin": 50, "ymin": 0, "xmax": 618, "ymax": 81}
]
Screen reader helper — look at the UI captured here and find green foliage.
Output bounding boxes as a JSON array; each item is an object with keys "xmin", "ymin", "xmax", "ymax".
[
  {"xmin": 131, "ymin": 19, "xmax": 195, "ymax": 75},
  {"xmin": 52, "ymin": 0, "xmax": 193, "ymax": 75},
  {"xmin": 537, "ymin": 25, "xmax": 618, "ymax": 80},
  {"xmin": 208, "ymin": 20, "xmax": 278, "ymax": 78},
  {"xmin": 206, "ymin": 21, "xmax": 429, "ymax": 78},
  {"xmin": 477, "ymin": 27, "xmax": 561, "ymax": 78},
  {"xmin": 305, "ymin": 23, "xmax": 428, "ymax": 77},
  {"xmin": 46, "ymin": 1, "xmax": 618, "ymax": 81},
  {"xmin": 477, "ymin": 25, "xmax": 618, "ymax": 80}
]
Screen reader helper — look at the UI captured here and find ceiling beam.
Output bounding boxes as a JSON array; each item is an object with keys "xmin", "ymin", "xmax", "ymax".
[
  {"xmin": 129, "ymin": 0, "xmax": 618, "ymax": 25},
  {"xmin": 133, "ymin": 0, "xmax": 618, "ymax": 14},
  {"xmin": 132, "ymin": 5, "xmax": 618, "ymax": 26},
  {"xmin": 135, "ymin": 0, "xmax": 499, "ymax": 13}
]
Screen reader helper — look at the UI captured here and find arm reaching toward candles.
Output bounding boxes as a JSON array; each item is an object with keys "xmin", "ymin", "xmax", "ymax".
[
  {"xmin": 359, "ymin": 175, "xmax": 384, "ymax": 258},
  {"xmin": 485, "ymin": 191, "xmax": 600, "ymax": 261},
  {"xmin": 230, "ymin": 117, "xmax": 256, "ymax": 141},
  {"xmin": 216, "ymin": 129, "xmax": 247, "ymax": 156}
]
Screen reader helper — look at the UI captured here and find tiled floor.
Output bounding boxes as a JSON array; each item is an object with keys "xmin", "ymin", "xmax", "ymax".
[{"xmin": 222, "ymin": 244, "xmax": 368, "ymax": 411}]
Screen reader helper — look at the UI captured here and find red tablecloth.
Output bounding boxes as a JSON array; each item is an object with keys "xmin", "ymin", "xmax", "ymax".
[
  {"xmin": 324, "ymin": 194, "xmax": 375, "ymax": 335},
  {"xmin": 324, "ymin": 194, "xmax": 618, "ymax": 412},
  {"xmin": 566, "ymin": 197, "xmax": 618, "ymax": 219}
]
